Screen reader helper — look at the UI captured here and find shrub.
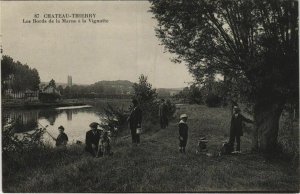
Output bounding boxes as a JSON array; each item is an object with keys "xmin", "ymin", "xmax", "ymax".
[
  {"xmin": 100, "ymin": 103, "xmax": 129, "ymax": 137},
  {"xmin": 205, "ymin": 93, "xmax": 222, "ymax": 107},
  {"xmin": 2, "ymin": 119, "xmax": 45, "ymax": 155},
  {"xmin": 39, "ymin": 93, "xmax": 61, "ymax": 102},
  {"xmin": 132, "ymin": 74, "xmax": 176, "ymax": 124}
]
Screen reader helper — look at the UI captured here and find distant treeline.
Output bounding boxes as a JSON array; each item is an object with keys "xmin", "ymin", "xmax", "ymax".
[
  {"xmin": 57, "ymin": 80, "xmax": 134, "ymax": 99},
  {"xmin": 1, "ymin": 55, "xmax": 40, "ymax": 92}
]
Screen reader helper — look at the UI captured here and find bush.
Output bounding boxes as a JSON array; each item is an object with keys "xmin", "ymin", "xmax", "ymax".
[
  {"xmin": 165, "ymin": 99, "xmax": 176, "ymax": 119},
  {"xmin": 205, "ymin": 93, "xmax": 222, "ymax": 107},
  {"xmin": 39, "ymin": 93, "xmax": 61, "ymax": 102},
  {"xmin": 132, "ymin": 75, "xmax": 176, "ymax": 124},
  {"xmin": 2, "ymin": 119, "xmax": 45, "ymax": 155},
  {"xmin": 100, "ymin": 103, "xmax": 129, "ymax": 137}
]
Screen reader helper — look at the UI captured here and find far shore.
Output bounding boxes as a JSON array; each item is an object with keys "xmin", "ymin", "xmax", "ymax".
[{"xmin": 2, "ymin": 98, "xmax": 133, "ymax": 110}]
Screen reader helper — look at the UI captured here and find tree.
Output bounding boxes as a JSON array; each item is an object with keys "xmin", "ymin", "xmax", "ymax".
[
  {"xmin": 48, "ymin": 79, "xmax": 56, "ymax": 88},
  {"xmin": 150, "ymin": 0, "xmax": 298, "ymax": 153},
  {"xmin": 132, "ymin": 75, "xmax": 158, "ymax": 122},
  {"xmin": 132, "ymin": 74, "xmax": 157, "ymax": 103},
  {"xmin": 1, "ymin": 55, "xmax": 41, "ymax": 92}
]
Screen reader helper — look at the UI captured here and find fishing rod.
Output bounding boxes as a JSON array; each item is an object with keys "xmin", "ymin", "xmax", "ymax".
[{"xmin": 38, "ymin": 122, "xmax": 56, "ymax": 140}]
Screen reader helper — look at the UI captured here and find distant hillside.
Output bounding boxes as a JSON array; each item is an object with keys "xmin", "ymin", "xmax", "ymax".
[
  {"xmin": 90, "ymin": 80, "xmax": 134, "ymax": 95},
  {"xmin": 157, "ymin": 88, "xmax": 183, "ymax": 97},
  {"xmin": 41, "ymin": 80, "xmax": 184, "ymax": 96}
]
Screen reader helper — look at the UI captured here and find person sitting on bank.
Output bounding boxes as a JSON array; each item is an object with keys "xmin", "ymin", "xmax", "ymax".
[
  {"xmin": 178, "ymin": 114, "xmax": 189, "ymax": 153},
  {"xmin": 127, "ymin": 99, "xmax": 142, "ymax": 145},
  {"xmin": 85, "ymin": 122, "xmax": 101, "ymax": 157},
  {"xmin": 229, "ymin": 106, "xmax": 254, "ymax": 153},
  {"xmin": 55, "ymin": 125, "xmax": 68, "ymax": 147}
]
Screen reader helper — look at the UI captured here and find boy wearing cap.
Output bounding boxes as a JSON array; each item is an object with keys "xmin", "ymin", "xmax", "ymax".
[
  {"xmin": 178, "ymin": 114, "xmax": 188, "ymax": 153},
  {"xmin": 55, "ymin": 125, "xmax": 68, "ymax": 147},
  {"xmin": 229, "ymin": 106, "xmax": 253, "ymax": 153}
]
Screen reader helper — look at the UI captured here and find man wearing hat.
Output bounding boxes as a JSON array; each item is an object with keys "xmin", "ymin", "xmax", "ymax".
[
  {"xmin": 85, "ymin": 122, "xmax": 102, "ymax": 157},
  {"xmin": 127, "ymin": 99, "xmax": 142, "ymax": 145},
  {"xmin": 159, "ymin": 99, "xmax": 168, "ymax": 129},
  {"xmin": 178, "ymin": 114, "xmax": 189, "ymax": 153},
  {"xmin": 229, "ymin": 106, "xmax": 253, "ymax": 153},
  {"xmin": 55, "ymin": 125, "xmax": 68, "ymax": 147}
]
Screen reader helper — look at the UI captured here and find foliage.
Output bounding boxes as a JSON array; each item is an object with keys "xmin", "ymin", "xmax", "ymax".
[
  {"xmin": 149, "ymin": 0, "xmax": 298, "ymax": 152},
  {"xmin": 130, "ymin": 74, "xmax": 177, "ymax": 125},
  {"xmin": 132, "ymin": 74, "xmax": 159, "ymax": 123},
  {"xmin": 205, "ymin": 93, "xmax": 222, "ymax": 107},
  {"xmin": 176, "ymin": 84, "xmax": 203, "ymax": 104},
  {"xmin": 100, "ymin": 103, "xmax": 129, "ymax": 137},
  {"xmin": 60, "ymin": 80, "xmax": 133, "ymax": 99},
  {"xmin": 48, "ymin": 79, "xmax": 56, "ymax": 88},
  {"xmin": 149, "ymin": 0, "xmax": 298, "ymax": 103},
  {"xmin": 39, "ymin": 93, "xmax": 61, "ymax": 102},
  {"xmin": 165, "ymin": 99, "xmax": 176, "ymax": 119},
  {"xmin": 1, "ymin": 55, "xmax": 40, "ymax": 92},
  {"xmin": 2, "ymin": 119, "xmax": 45, "ymax": 156}
]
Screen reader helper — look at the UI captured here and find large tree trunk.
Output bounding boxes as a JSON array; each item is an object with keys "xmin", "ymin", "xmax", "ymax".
[{"xmin": 253, "ymin": 98, "xmax": 285, "ymax": 153}]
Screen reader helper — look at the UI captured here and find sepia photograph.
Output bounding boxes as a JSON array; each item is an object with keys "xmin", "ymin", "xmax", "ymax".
[{"xmin": 1, "ymin": 0, "xmax": 299, "ymax": 192}]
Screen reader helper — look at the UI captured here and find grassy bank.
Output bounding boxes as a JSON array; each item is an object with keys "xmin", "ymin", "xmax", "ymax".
[{"xmin": 2, "ymin": 105, "xmax": 299, "ymax": 192}]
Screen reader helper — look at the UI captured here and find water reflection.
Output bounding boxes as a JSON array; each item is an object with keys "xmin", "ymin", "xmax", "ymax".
[{"xmin": 2, "ymin": 106, "xmax": 104, "ymax": 145}]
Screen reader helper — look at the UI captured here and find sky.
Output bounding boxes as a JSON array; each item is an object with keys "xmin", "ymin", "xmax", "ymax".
[{"xmin": 1, "ymin": 1, "xmax": 194, "ymax": 88}]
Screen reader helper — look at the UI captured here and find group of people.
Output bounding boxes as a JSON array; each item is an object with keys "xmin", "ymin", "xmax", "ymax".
[
  {"xmin": 52, "ymin": 122, "xmax": 112, "ymax": 157},
  {"xmin": 51, "ymin": 99, "xmax": 253, "ymax": 157},
  {"xmin": 85, "ymin": 122, "xmax": 112, "ymax": 157}
]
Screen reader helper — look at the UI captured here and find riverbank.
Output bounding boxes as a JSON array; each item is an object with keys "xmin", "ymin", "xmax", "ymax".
[
  {"xmin": 2, "ymin": 98, "xmax": 132, "ymax": 109},
  {"xmin": 2, "ymin": 99, "xmax": 86, "ymax": 109},
  {"xmin": 2, "ymin": 104, "xmax": 299, "ymax": 192}
]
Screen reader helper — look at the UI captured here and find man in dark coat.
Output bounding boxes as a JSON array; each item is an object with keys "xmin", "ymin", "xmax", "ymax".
[
  {"xmin": 55, "ymin": 125, "xmax": 68, "ymax": 147},
  {"xmin": 159, "ymin": 99, "xmax": 168, "ymax": 129},
  {"xmin": 229, "ymin": 106, "xmax": 253, "ymax": 153},
  {"xmin": 127, "ymin": 99, "xmax": 142, "ymax": 145},
  {"xmin": 178, "ymin": 114, "xmax": 188, "ymax": 153},
  {"xmin": 85, "ymin": 122, "xmax": 101, "ymax": 157}
]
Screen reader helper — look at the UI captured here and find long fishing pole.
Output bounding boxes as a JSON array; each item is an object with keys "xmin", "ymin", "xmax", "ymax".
[{"xmin": 38, "ymin": 122, "xmax": 56, "ymax": 140}]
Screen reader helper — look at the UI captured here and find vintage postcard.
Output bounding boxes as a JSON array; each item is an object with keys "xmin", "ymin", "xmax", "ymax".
[{"xmin": 1, "ymin": 0, "xmax": 299, "ymax": 193}]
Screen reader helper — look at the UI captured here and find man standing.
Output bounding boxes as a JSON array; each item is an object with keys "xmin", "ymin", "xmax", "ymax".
[
  {"xmin": 85, "ymin": 122, "xmax": 101, "ymax": 157},
  {"xmin": 127, "ymin": 99, "xmax": 142, "ymax": 145},
  {"xmin": 159, "ymin": 99, "xmax": 168, "ymax": 129},
  {"xmin": 229, "ymin": 106, "xmax": 253, "ymax": 153}
]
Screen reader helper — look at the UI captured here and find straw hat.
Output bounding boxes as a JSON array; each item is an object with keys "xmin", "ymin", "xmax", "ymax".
[
  {"xmin": 89, "ymin": 122, "xmax": 99, "ymax": 129},
  {"xmin": 180, "ymin": 114, "xmax": 188, "ymax": 119}
]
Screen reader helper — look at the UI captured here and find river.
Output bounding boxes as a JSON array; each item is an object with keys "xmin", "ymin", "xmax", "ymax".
[{"xmin": 2, "ymin": 99, "xmax": 131, "ymax": 146}]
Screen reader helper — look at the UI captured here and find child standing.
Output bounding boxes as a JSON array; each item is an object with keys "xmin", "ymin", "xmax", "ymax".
[
  {"xmin": 97, "ymin": 130, "xmax": 112, "ymax": 157},
  {"xmin": 178, "ymin": 114, "xmax": 188, "ymax": 153}
]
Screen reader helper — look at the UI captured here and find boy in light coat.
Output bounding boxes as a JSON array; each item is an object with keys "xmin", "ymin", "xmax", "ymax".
[{"xmin": 178, "ymin": 114, "xmax": 188, "ymax": 153}]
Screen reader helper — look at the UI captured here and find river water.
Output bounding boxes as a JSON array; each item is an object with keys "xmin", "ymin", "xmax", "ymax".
[{"xmin": 2, "ymin": 100, "xmax": 130, "ymax": 146}]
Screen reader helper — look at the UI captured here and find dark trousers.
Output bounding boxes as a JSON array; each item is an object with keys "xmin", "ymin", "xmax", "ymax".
[
  {"xmin": 131, "ymin": 128, "xmax": 140, "ymax": 144},
  {"xmin": 85, "ymin": 144, "xmax": 100, "ymax": 157},
  {"xmin": 160, "ymin": 116, "xmax": 167, "ymax": 129},
  {"xmin": 179, "ymin": 138, "xmax": 187, "ymax": 147},
  {"xmin": 229, "ymin": 134, "xmax": 241, "ymax": 151}
]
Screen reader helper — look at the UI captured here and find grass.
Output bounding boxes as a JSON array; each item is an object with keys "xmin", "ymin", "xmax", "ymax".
[{"xmin": 2, "ymin": 104, "xmax": 299, "ymax": 192}]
